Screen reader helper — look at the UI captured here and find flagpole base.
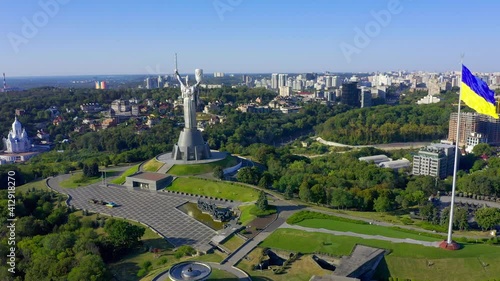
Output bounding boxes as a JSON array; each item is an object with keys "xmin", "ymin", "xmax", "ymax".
[{"xmin": 439, "ymin": 240, "xmax": 460, "ymax": 250}]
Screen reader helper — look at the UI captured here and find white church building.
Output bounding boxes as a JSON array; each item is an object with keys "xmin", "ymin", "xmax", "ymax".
[{"xmin": 1, "ymin": 117, "xmax": 40, "ymax": 164}]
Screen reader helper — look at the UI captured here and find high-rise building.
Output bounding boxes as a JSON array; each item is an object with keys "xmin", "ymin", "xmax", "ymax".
[
  {"xmin": 100, "ymin": 81, "xmax": 107, "ymax": 89},
  {"xmin": 279, "ymin": 86, "xmax": 292, "ymax": 97},
  {"xmin": 448, "ymin": 112, "xmax": 481, "ymax": 146},
  {"xmin": 158, "ymin": 75, "xmax": 163, "ymax": 88},
  {"xmin": 278, "ymin": 74, "xmax": 288, "ymax": 88},
  {"xmin": 448, "ymin": 112, "xmax": 500, "ymax": 146},
  {"xmin": 325, "ymin": 76, "xmax": 333, "ymax": 88},
  {"xmin": 412, "ymin": 143, "xmax": 456, "ymax": 179},
  {"xmin": 332, "ymin": 76, "xmax": 341, "ymax": 88},
  {"xmin": 360, "ymin": 88, "xmax": 372, "ymax": 108},
  {"xmin": 340, "ymin": 82, "xmax": 360, "ymax": 107},
  {"xmin": 293, "ymin": 80, "xmax": 303, "ymax": 91},
  {"xmin": 95, "ymin": 81, "xmax": 100, "ymax": 89},
  {"xmin": 271, "ymin": 73, "xmax": 278, "ymax": 89}
]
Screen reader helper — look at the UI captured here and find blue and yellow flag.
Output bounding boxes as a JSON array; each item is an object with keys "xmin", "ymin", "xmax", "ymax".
[{"xmin": 461, "ymin": 65, "xmax": 499, "ymax": 119}]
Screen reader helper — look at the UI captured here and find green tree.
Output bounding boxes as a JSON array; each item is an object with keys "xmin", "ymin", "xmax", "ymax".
[
  {"xmin": 83, "ymin": 162, "xmax": 99, "ymax": 178},
  {"xmin": 258, "ymin": 172, "xmax": 273, "ymax": 189},
  {"xmin": 475, "ymin": 207, "xmax": 500, "ymax": 231},
  {"xmin": 237, "ymin": 167, "xmax": 260, "ymax": 185},
  {"xmin": 256, "ymin": 190, "xmax": 269, "ymax": 211},
  {"xmin": 472, "ymin": 143, "xmax": 494, "ymax": 156},
  {"xmin": 67, "ymin": 254, "xmax": 107, "ymax": 281},
  {"xmin": 419, "ymin": 202, "xmax": 437, "ymax": 222},
  {"xmin": 373, "ymin": 196, "xmax": 392, "ymax": 212},
  {"xmin": 330, "ymin": 188, "xmax": 354, "ymax": 209},
  {"xmin": 298, "ymin": 182, "xmax": 312, "ymax": 202},
  {"xmin": 212, "ymin": 166, "xmax": 224, "ymax": 180},
  {"xmin": 454, "ymin": 207, "xmax": 469, "ymax": 231},
  {"xmin": 104, "ymin": 219, "xmax": 145, "ymax": 250},
  {"xmin": 284, "ymin": 185, "xmax": 294, "ymax": 199}
]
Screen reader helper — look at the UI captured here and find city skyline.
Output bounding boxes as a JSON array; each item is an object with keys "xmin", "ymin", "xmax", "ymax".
[{"xmin": 2, "ymin": 0, "xmax": 500, "ymax": 77}]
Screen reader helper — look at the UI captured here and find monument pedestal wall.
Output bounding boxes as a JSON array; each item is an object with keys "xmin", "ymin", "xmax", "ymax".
[{"xmin": 172, "ymin": 128, "xmax": 212, "ymax": 161}]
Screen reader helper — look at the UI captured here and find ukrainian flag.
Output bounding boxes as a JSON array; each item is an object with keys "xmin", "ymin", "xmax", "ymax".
[{"xmin": 461, "ymin": 65, "xmax": 499, "ymax": 119}]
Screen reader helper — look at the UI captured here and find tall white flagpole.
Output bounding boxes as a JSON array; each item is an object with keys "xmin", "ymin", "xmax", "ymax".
[{"xmin": 446, "ymin": 55, "xmax": 464, "ymax": 245}]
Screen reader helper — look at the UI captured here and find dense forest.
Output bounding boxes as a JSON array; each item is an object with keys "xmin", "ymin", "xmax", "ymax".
[
  {"xmin": 316, "ymin": 90, "xmax": 460, "ymax": 145},
  {"xmin": 0, "ymin": 189, "xmax": 147, "ymax": 281},
  {"xmin": 204, "ymin": 103, "xmax": 350, "ymax": 153},
  {"xmin": 316, "ymin": 104, "xmax": 454, "ymax": 144}
]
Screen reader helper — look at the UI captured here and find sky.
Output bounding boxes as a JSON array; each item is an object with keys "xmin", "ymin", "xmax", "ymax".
[{"xmin": 1, "ymin": 0, "xmax": 500, "ymax": 76}]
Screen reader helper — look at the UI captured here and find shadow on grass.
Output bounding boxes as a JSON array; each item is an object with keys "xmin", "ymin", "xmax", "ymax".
[
  {"xmin": 388, "ymin": 209, "xmax": 410, "ymax": 216},
  {"xmin": 105, "ymin": 171, "xmax": 121, "ymax": 177},
  {"xmin": 372, "ymin": 257, "xmax": 391, "ymax": 281},
  {"xmin": 110, "ymin": 261, "xmax": 141, "ymax": 281},
  {"xmin": 248, "ymin": 277, "xmax": 275, "ymax": 281},
  {"xmin": 142, "ymin": 238, "xmax": 174, "ymax": 250}
]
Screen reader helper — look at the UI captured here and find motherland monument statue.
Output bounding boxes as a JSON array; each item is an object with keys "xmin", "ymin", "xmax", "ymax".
[{"xmin": 171, "ymin": 54, "xmax": 212, "ymax": 161}]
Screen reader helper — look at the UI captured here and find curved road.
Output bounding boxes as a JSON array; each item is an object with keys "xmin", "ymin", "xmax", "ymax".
[{"xmin": 316, "ymin": 137, "xmax": 428, "ymax": 151}]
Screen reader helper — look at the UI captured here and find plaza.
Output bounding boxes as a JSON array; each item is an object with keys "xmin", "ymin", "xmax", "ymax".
[{"xmin": 47, "ymin": 175, "xmax": 235, "ymax": 252}]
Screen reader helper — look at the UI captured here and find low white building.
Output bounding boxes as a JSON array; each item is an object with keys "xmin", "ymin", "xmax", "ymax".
[
  {"xmin": 378, "ymin": 158, "xmax": 411, "ymax": 170},
  {"xmin": 417, "ymin": 95, "xmax": 441, "ymax": 105},
  {"xmin": 358, "ymin": 155, "xmax": 392, "ymax": 165}
]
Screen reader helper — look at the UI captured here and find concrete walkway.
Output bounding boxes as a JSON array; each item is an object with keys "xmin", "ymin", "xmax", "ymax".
[
  {"xmin": 222, "ymin": 202, "xmax": 301, "ymax": 266},
  {"xmin": 280, "ymin": 222, "xmax": 441, "ymax": 247},
  {"xmin": 157, "ymin": 163, "xmax": 173, "ymax": 174}
]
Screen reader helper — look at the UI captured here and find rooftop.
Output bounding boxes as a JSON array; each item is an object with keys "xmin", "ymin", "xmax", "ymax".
[{"xmin": 128, "ymin": 172, "xmax": 169, "ymax": 181}]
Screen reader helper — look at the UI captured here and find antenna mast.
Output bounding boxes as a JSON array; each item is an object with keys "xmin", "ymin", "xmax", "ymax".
[{"xmin": 175, "ymin": 53, "xmax": 178, "ymax": 71}]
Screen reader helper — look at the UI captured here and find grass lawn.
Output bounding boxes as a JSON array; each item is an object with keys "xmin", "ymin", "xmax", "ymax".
[
  {"xmin": 168, "ymin": 155, "xmax": 238, "ymax": 176},
  {"xmin": 16, "ymin": 179, "xmax": 50, "ymax": 193},
  {"xmin": 238, "ymin": 205, "xmax": 256, "ymax": 226},
  {"xmin": 111, "ymin": 164, "xmax": 140, "ymax": 184},
  {"xmin": 382, "ymin": 255, "xmax": 500, "ymax": 281},
  {"xmin": 261, "ymin": 228, "xmax": 500, "ymax": 281},
  {"xmin": 59, "ymin": 172, "xmax": 102, "ymax": 188},
  {"xmin": 143, "ymin": 158, "xmax": 164, "ymax": 172},
  {"xmin": 236, "ymin": 247, "xmax": 330, "ymax": 281},
  {"xmin": 296, "ymin": 218, "xmax": 441, "ymax": 242},
  {"xmin": 221, "ymin": 234, "xmax": 246, "ymax": 252},
  {"xmin": 169, "ymin": 177, "xmax": 259, "ymax": 202},
  {"xmin": 319, "ymin": 208, "xmax": 407, "ymax": 225}
]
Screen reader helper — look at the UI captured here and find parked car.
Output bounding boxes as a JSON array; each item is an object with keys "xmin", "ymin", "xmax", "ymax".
[{"xmin": 106, "ymin": 202, "xmax": 118, "ymax": 208}]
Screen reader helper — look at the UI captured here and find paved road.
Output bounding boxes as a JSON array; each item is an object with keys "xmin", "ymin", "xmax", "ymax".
[
  {"xmin": 47, "ymin": 174, "xmax": 223, "ymax": 252},
  {"xmin": 279, "ymin": 222, "xmax": 440, "ymax": 247},
  {"xmin": 440, "ymin": 195, "xmax": 500, "ymax": 209},
  {"xmin": 316, "ymin": 137, "xmax": 428, "ymax": 151},
  {"xmin": 223, "ymin": 200, "xmax": 302, "ymax": 266}
]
